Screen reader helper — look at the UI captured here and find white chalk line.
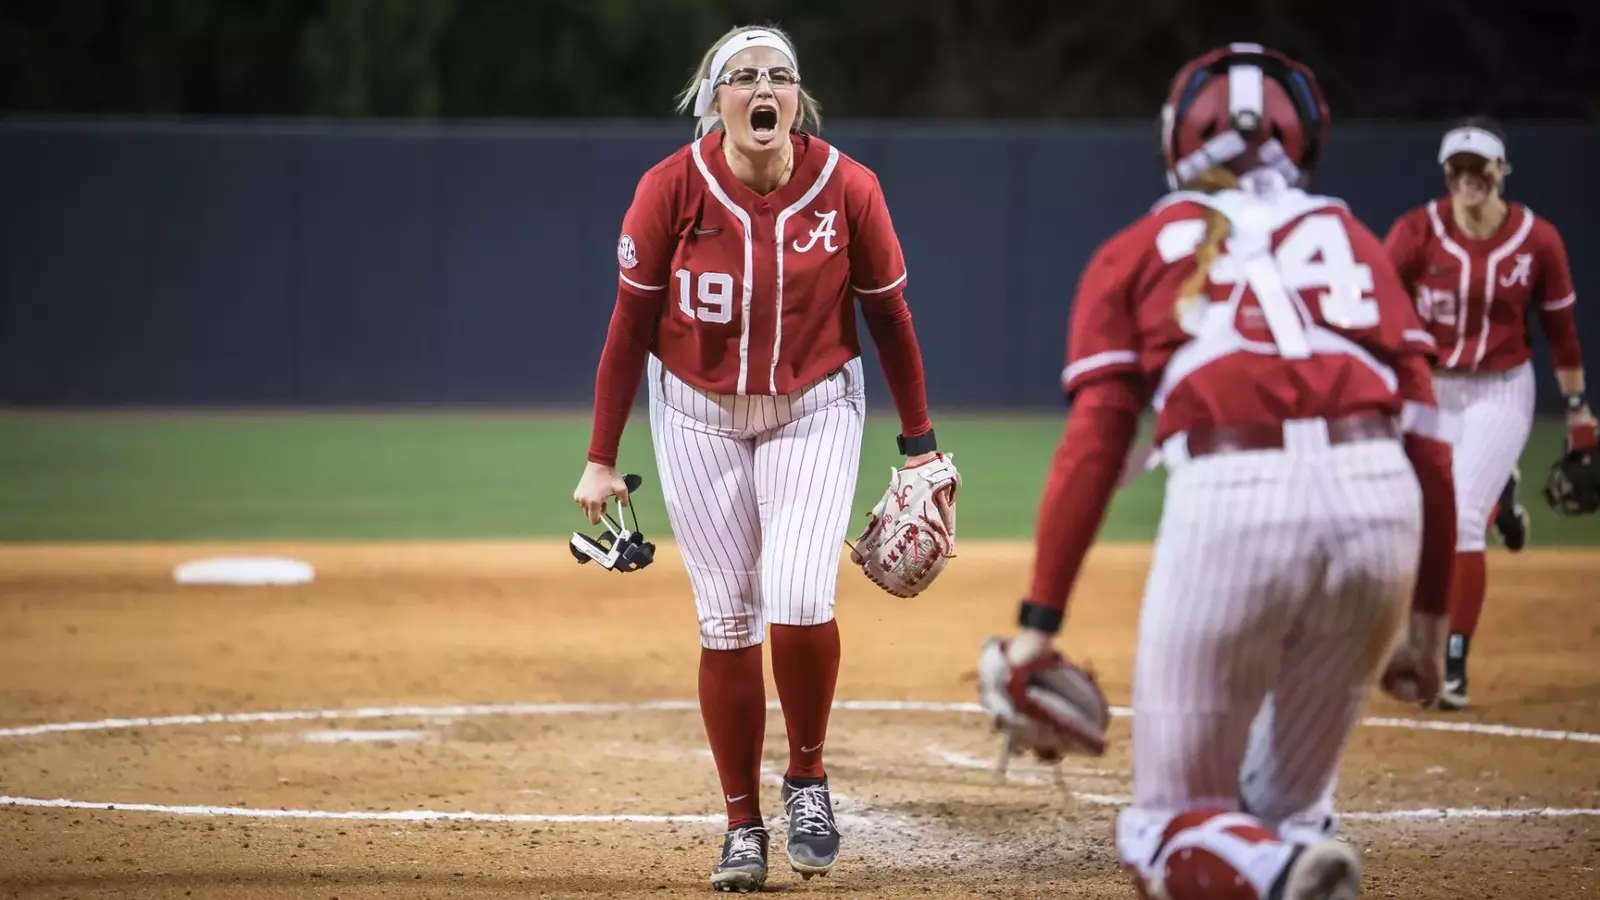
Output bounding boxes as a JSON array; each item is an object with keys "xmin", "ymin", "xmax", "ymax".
[
  {"xmin": 1, "ymin": 700, "xmax": 1595, "ymax": 827},
  {"xmin": 0, "ymin": 796, "xmax": 720, "ymax": 824},
  {"xmin": 927, "ymin": 748, "xmax": 1600, "ymax": 821},
  {"xmin": 2, "ymin": 699, "xmax": 1596, "ymax": 744},
  {"xmin": 1341, "ymin": 807, "xmax": 1600, "ymax": 822},
  {"xmin": 4, "ymin": 795, "xmax": 1594, "ymax": 826}
]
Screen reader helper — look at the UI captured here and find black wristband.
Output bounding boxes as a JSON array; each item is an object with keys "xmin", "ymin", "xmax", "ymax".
[
  {"xmin": 1567, "ymin": 394, "xmax": 1587, "ymax": 412},
  {"xmin": 1018, "ymin": 600, "xmax": 1064, "ymax": 635},
  {"xmin": 897, "ymin": 429, "xmax": 938, "ymax": 456}
]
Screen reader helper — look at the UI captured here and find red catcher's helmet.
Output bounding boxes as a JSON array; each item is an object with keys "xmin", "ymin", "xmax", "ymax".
[{"xmin": 1160, "ymin": 43, "xmax": 1331, "ymax": 190}]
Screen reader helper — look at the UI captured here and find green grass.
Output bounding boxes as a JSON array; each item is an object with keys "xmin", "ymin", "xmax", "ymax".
[{"xmin": 0, "ymin": 413, "xmax": 1595, "ymax": 545}]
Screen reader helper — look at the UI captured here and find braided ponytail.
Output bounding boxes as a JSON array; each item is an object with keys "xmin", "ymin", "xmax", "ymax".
[{"xmin": 1175, "ymin": 167, "xmax": 1240, "ymax": 322}]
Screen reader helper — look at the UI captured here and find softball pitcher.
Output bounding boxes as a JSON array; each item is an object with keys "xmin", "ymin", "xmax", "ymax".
[{"xmin": 572, "ymin": 23, "xmax": 959, "ymax": 893}]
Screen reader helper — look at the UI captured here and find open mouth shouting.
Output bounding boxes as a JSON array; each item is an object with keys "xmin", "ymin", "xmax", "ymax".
[{"xmin": 749, "ymin": 104, "xmax": 780, "ymax": 144}]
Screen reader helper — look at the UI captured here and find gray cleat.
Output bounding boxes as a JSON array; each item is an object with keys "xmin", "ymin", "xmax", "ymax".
[
  {"xmin": 781, "ymin": 777, "xmax": 840, "ymax": 879},
  {"xmin": 710, "ymin": 824, "xmax": 768, "ymax": 893}
]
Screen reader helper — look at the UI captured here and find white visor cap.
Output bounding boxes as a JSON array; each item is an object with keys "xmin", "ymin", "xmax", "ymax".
[{"xmin": 1438, "ymin": 126, "xmax": 1510, "ymax": 173}]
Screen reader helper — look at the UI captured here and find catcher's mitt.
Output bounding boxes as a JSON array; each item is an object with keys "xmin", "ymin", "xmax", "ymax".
[
  {"xmin": 1544, "ymin": 450, "xmax": 1600, "ymax": 516},
  {"xmin": 848, "ymin": 453, "xmax": 960, "ymax": 597},
  {"xmin": 976, "ymin": 637, "xmax": 1110, "ymax": 765}
]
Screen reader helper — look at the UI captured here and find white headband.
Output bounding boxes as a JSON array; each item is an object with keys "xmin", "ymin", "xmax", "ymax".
[
  {"xmin": 1439, "ymin": 127, "xmax": 1510, "ymax": 172},
  {"xmin": 691, "ymin": 30, "xmax": 798, "ymax": 135}
]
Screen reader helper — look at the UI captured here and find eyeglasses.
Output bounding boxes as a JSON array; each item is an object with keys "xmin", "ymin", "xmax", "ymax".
[{"xmin": 716, "ymin": 66, "xmax": 800, "ymax": 90}]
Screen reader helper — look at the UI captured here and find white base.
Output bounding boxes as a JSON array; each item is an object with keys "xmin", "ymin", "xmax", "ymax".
[{"xmin": 173, "ymin": 556, "xmax": 315, "ymax": 586}]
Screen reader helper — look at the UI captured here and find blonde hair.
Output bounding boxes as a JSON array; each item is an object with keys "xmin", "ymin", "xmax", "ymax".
[
  {"xmin": 1175, "ymin": 167, "xmax": 1239, "ymax": 322},
  {"xmin": 675, "ymin": 24, "xmax": 822, "ymax": 137}
]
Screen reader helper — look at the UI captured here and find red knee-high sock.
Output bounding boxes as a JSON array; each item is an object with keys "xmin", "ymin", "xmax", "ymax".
[
  {"xmin": 769, "ymin": 620, "xmax": 840, "ymax": 780},
  {"xmin": 1449, "ymin": 551, "xmax": 1488, "ymax": 637},
  {"xmin": 699, "ymin": 645, "xmax": 766, "ymax": 829}
]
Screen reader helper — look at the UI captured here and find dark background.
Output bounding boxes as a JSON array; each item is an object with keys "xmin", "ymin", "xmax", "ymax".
[{"xmin": 2, "ymin": 0, "xmax": 1596, "ymax": 412}]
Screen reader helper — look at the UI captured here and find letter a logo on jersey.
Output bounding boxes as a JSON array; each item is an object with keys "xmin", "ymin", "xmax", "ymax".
[
  {"xmin": 792, "ymin": 210, "xmax": 839, "ymax": 254},
  {"xmin": 1499, "ymin": 252, "xmax": 1532, "ymax": 288}
]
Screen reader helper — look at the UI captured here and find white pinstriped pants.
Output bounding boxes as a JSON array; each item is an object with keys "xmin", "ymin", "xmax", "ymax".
[
  {"xmin": 646, "ymin": 355, "xmax": 865, "ymax": 650},
  {"xmin": 1116, "ymin": 427, "xmax": 1422, "ymax": 866},
  {"xmin": 1433, "ymin": 362, "xmax": 1536, "ymax": 551}
]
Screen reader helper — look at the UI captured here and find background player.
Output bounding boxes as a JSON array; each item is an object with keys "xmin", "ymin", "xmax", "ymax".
[
  {"xmin": 572, "ymin": 23, "xmax": 952, "ymax": 893},
  {"xmin": 979, "ymin": 44, "xmax": 1457, "ymax": 899},
  {"xmin": 1383, "ymin": 118, "xmax": 1594, "ymax": 709}
]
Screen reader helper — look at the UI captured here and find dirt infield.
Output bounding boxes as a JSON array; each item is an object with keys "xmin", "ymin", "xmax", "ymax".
[{"xmin": 0, "ymin": 541, "xmax": 1596, "ymax": 899}]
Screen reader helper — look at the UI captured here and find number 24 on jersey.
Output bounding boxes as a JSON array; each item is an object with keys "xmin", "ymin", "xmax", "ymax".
[{"xmin": 1158, "ymin": 213, "xmax": 1382, "ymax": 342}]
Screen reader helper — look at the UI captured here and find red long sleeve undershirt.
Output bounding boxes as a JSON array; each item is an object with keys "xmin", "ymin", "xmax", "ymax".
[
  {"xmin": 1026, "ymin": 377, "xmax": 1144, "ymax": 616},
  {"xmin": 586, "ymin": 287, "xmax": 934, "ymax": 467},
  {"xmin": 1395, "ymin": 350, "xmax": 1456, "ymax": 616},
  {"xmin": 1403, "ymin": 433, "xmax": 1454, "ymax": 616},
  {"xmin": 1540, "ymin": 302, "xmax": 1585, "ymax": 371},
  {"xmin": 859, "ymin": 291, "xmax": 934, "ymax": 439},
  {"xmin": 586, "ymin": 288, "xmax": 661, "ymax": 467}
]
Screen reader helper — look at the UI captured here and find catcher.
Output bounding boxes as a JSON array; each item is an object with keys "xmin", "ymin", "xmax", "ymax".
[{"xmin": 978, "ymin": 44, "xmax": 1458, "ymax": 899}]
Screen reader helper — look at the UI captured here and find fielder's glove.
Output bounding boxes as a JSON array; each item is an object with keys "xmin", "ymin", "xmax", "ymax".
[
  {"xmin": 976, "ymin": 634, "xmax": 1110, "ymax": 766},
  {"xmin": 1544, "ymin": 397, "xmax": 1600, "ymax": 517},
  {"xmin": 849, "ymin": 452, "xmax": 960, "ymax": 597}
]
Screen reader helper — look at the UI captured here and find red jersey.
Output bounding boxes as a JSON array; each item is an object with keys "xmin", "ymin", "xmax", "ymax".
[
  {"xmin": 1063, "ymin": 189, "xmax": 1437, "ymax": 445},
  {"xmin": 585, "ymin": 131, "xmax": 933, "ymax": 467},
  {"xmin": 1025, "ymin": 184, "xmax": 1457, "ymax": 624},
  {"xmin": 1383, "ymin": 199, "xmax": 1582, "ymax": 372},
  {"xmin": 615, "ymin": 130, "xmax": 908, "ymax": 396}
]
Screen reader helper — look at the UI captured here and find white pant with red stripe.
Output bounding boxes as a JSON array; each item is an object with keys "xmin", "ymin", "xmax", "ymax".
[
  {"xmin": 646, "ymin": 354, "xmax": 865, "ymax": 650},
  {"xmin": 1432, "ymin": 361, "xmax": 1536, "ymax": 551},
  {"xmin": 1118, "ymin": 423, "xmax": 1421, "ymax": 871}
]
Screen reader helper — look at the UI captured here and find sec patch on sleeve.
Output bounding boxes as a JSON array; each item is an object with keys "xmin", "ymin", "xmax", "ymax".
[{"xmin": 617, "ymin": 234, "xmax": 638, "ymax": 269}]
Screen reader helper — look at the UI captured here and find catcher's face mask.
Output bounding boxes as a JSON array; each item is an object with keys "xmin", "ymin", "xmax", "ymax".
[{"xmin": 570, "ymin": 473, "xmax": 656, "ymax": 573}]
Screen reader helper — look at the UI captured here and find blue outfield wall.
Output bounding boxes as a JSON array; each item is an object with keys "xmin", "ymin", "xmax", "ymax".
[{"xmin": 1, "ymin": 119, "xmax": 1595, "ymax": 412}]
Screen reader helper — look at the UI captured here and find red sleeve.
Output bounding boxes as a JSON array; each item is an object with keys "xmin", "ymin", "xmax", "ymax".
[
  {"xmin": 1382, "ymin": 208, "xmax": 1427, "ymax": 293},
  {"xmin": 1396, "ymin": 353, "xmax": 1455, "ymax": 615},
  {"xmin": 1022, "ymin": 231, "xmax": 1149, "ymax": 627},
  {"xmin": 850, "ymin": 169, "xmax": 931, "ymax": 437},
  {"xmin": 847, "ymin": 170, "xmax": 908, "ymax": 297},
  {"xmin": 859, "ymin": 297, "xmax": 932, "ymax": 437},
  {"xmin": 1534, "ymin": 220, "xmax": 1583, "ymax": 370},
  {"xmin": 586, "ymin": 170, "xmax": 675, "ymax": 466},
  {"xmin": 1373, "ymin": 213, "xmax": 1456, "ymax": 614},
  {"xmin": 1024, "ymin": 378, "xmax": 1143, "ymax": 622},
  {"xmin": 1061, "ymin": 230, "xmax": 1146, "ymax": 399}
]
